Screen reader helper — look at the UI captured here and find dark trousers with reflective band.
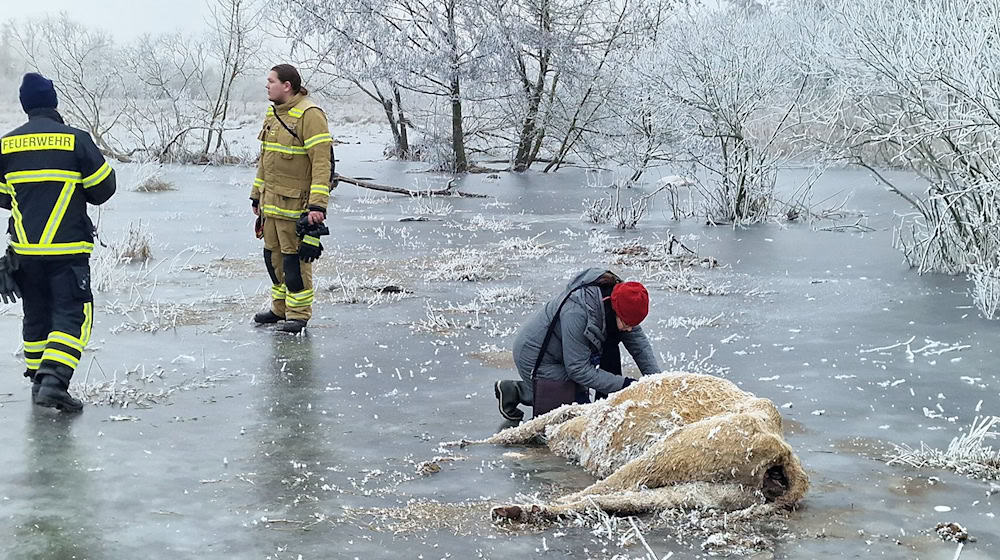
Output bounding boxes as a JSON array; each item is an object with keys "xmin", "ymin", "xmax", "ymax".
[
  {"xmin": 13, "ymin": 257, "xmax": 93, "ymax": 383},
  {"xmin": 261, "ymin": 216, "xmax": 314, "ymax": 321}
]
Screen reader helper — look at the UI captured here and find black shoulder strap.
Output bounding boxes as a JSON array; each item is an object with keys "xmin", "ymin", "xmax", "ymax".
[
  {"xmin": 272, "ymin": 108, "xmax": 301, "ymax": 142},
  {"xmin": 531, "ymin": 280, "xmax": 600, "ymax": 380}
]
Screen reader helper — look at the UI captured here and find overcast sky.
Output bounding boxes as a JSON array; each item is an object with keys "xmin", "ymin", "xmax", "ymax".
[{"xmin": 4, "ymin": 0, "xmax": 214, "ymax": 39}]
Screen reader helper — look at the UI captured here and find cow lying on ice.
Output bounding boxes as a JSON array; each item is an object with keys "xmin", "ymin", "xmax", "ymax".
[{"xmin": 475, "ymin": 372, "xmax": 809, "ymax": 522}]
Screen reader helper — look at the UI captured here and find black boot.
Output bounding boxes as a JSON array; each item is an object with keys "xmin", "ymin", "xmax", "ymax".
[
  {"xmin": 253, "ymin": 310, "xmax": 285, "ymax": 324},
  {"xmin": 276, "ymin": 319, "xmax": 307, "ymax": 334},
  {"xmin": 495, "ymin": 380, "xmax": 524, "ymax": 421},
  {"xmin": 34, "ymin": 374, "xmax": 83, "ymax": 413},
  {"xmin": 25, "ymin": 369, "xmax": 40, "ymax": 401}
]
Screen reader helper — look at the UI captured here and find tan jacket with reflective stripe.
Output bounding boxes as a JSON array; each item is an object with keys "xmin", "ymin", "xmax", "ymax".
[{"xmin": 251, "ymin": 93, "xmax": 332, "ymax": 220}]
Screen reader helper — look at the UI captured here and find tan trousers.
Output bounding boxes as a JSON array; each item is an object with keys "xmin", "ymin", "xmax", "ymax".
[{"xmin": 261, "ymin": 216, "xmax": 314, "ymax": 321}]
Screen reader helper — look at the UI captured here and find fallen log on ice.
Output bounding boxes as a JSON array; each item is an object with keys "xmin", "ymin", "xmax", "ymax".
[{"xmin": 334, "ymin": 174, "xmax": 487, "ymax": 198}]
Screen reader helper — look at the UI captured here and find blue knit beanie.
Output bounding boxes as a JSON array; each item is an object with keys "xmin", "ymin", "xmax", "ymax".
[{"xmin": 20, "ymin": 73, "xmax": 58, "ymax": 113}]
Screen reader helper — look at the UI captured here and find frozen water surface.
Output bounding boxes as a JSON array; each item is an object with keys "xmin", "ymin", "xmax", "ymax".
[{"xmin": 1, "ymin": 144, "xmax": 997, "ymax": 559}]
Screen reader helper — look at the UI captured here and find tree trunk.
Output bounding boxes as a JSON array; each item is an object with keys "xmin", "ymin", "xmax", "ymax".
[
  {"xmin": 513, "ymin": 73, "xmax": 546, "ymax": 171},
  {"xmin": 446, "ymin": 0, "xmax": 467, "ymax": 173},
  {"xmin": 382, "ymin": 97, "xmax": 404, "ymax": 154},
  {"xmin": 450, "ymin": 77, "xmax": 468, "ymax": 173},
  {"xmin": 394, "ymin": 85, "xmax": 410, "ymax": 158}
]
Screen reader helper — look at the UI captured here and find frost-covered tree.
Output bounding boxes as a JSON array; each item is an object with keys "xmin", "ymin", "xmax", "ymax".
[
  {"xmin": 539, "ymin": 0, "xmax": 671, "ymax": 173},
  {"xmin": 272, "ymin": 0, "xmax": 415, "ymax": 159},
  {"xmin": 638, "ymin": 5, "xmax": 827, "ymax": 224},
  {"xmin": 274, "ymin": 0, "xmax": 502, "ymax": 172},
  {"xmin": 11, "ymin": 14, "xmax": 131, "ymax": 161},
  {"xmin": 120, "ymin": 33, "xmax": 208, "ymax": 161},
  {"xmin": 199, "ymin": 0, "xmax": 263, "ymax": 159},
  {"xmin": 828, "ymin": 0, "xmax": 1000, "ymax": 315}
]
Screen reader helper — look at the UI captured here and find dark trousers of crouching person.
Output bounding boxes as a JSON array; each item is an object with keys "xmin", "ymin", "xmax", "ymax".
[{"xmin": 494, "ymin": 268, "xmax": 661, "ymax": 422}]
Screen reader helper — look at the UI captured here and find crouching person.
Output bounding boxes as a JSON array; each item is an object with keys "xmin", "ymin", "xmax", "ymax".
[{"xmin": 494, "ymin": 268, "xmax": 661, "ymax": 421}]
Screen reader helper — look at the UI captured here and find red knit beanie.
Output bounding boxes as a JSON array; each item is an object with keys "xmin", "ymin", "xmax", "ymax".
[{"xmin": 610, "ymin": 281, "xmax": 649, "ymax": 327}]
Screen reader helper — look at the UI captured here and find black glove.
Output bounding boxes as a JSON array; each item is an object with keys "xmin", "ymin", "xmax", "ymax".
[
  {"xmin": 295, "ymin": 214, "xmax": 311, "ymax": 238},
  {"xmin": 620, "ymin": 377, "xmax": 637, "ymax": 390},
  {"xmin": 0, "ymin": 247, "xmax": 22, "ymax": 304},
  {"xmin": 296, "ymin": 215, "xmax": 330, "ymax": 263},
  {"xmin": 299, "ymin": 234, "xmax": 324, "ymax": 263}
]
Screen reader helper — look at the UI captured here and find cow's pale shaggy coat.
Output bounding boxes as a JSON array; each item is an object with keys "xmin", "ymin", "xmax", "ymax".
[{"xmin": 483, "ymin": 372, "xmax": 809, "ymax": 522}]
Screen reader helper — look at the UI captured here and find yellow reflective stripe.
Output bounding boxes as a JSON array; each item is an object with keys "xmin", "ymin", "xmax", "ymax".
[
  {"xmin": 261, "ymin": 204, "xmax": 303, "ymax": 219},
  {"xmin": 302, "ymin": 235, "xmax": 320, "ymax": 247},
  {"xmin": 10, "ymin": 241, "xmax": 94, "ymax": 255},
  {"xmin": 25, "ymin": 358, "xmax": 42, "ymax": 369},
  {"xmin": 10, "ymin": 198, "xmax": 28, "ymax": 243},
  {"xmin": 39, "ymin": 181, "xmax": 75, "ymax": 244},
  {"xmin": 271, "ymin": 284, "xmax": 287, "ymax": 299},
  {"xmin": 24, "ymin": 340, "xmax": 47, "ymax": 351},
  {"xmin": 42, "ymin": 348, "xmax": 80, "ymax": 369},
  {"xmin": 5, "ymin": 169, "xmax": 82, "ymax": 184},
  {"xmin": 49, "ymin": 331, "xmax": 84, "ymax": 351},
  {"xmin": 82, "ymin": 162, "xmax": 111, "ymax": 188},
  {"xmin": 261, "ymin": 142, "xmax": 307, "ymax": 155},
  {"xmin": 286, "ymin": 289, "xmax": 315, "ymax": 307},
  {"xmin": 253, "ymin": 178, "xmax": 264, "ymax": 187},
  {"xmin": 0, "ymin": 181, "xmax": 11, "ymax": 195},
  {"xmin": 266, "ymin": 107, "xmax": 275, "ymax": 116},
  {"xmin": 80, "ymin": 302, "xmax": 93, "ymax": 346},
  {"xmin": 303, "ymin": 133, "xmax": 331, "ymax": 149},
  {"xmin": 310, "ymin": 184, "xmax": 330, "ymax": 196},
  {"xmin": 288, "ymin": 107, "xmax": 305, "ymax": 118},
  {"xmin": 2, "ymin": 133, "xmax": 75, "ymax": 154}
]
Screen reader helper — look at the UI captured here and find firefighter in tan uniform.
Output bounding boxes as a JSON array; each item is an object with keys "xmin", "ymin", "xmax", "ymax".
[{"xmin": 250, "ymin": 64, "xmax": 333, "ymax": 334}]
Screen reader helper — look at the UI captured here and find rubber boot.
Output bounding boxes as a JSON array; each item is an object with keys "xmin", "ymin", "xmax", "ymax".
[
  {"xmin": 253, "ymin": 310, "xmax": 285, "ymax": 324},
  {"xmin": 34, "ymin": 374, "xmax": 83, "ymax": 413},
  {"xmin": 25, "ymin": 369, "xmax": 40, "ymax": 401},
  {"xmin": 495, "ymin": 380, "xmax": 524, "ymax": 421},
  {"xmin": 276, "ymin": 319, "xmax": 307, "ymax": 334}
]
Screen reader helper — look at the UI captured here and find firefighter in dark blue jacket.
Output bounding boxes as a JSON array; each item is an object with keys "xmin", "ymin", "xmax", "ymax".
[{"xmin": 0, "ymin": 73, "xmax": 116, "ymax": 412}]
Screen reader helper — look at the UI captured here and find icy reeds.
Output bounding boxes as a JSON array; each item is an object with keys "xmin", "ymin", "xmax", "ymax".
[
  {"xmin": 328, "ymin": 271, "xmax": 409, "ymax": 306},
  {"xmin": 968, "ymin": 264, "xmax": 1000, "ymax": 320},
  {"xmin": 888, "ymin": 416, "xmax": 1000, "ymax": 480}
]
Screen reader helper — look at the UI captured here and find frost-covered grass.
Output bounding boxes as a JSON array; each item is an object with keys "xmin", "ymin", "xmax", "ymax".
[
  {"xmin": 406, "ymin": 199, "xmax": 455, "ymax": 217},
  {"xmin": 328, "ymin": 272, "xmax": 409, "ymax": 306},
  {"xmin": 887, "ymin": 416, "xmax": 1000, "ymax": 481},
  {"xmin": 424, "ymin": 249, "xmax": 507, "ymax": 282},
  {"xmin": 494, "ymin": 234, "xmax": 558, "ymax": 260},
  {"xmin": 641, "ymin": 264, "xmax": 731, "ymax": 296},
  {"xmin": 475, "ymin": 286, "xmax": 535, "ymax": 308},
  {"xmin": 75, "ymin": 359, "xmax": 233, "ymax": 408},
  {"xmin": 446, "ymin": 214, "xmax": 528, "ymax": 233},
  {"xmin": 658, "ymin": 313, "xmax": 724, "ymax": 336},
  {"xmin": 134, "ymin": 176, "xmax": 176, "ymax": 192},
  {"xmin": 968, "ymin": 264, "xmax": 1000, "ymax": 320},
  {"xmin": 114, "ymin": 220, "xmax": 155, "ymax": 264}
]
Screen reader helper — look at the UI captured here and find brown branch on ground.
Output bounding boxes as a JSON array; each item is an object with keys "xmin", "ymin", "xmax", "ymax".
[{"xmin": 335, "ymin": 174, "xmax": 488, "ymax": 198}]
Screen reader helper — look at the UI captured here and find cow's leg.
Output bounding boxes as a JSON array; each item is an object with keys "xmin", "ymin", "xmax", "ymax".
[
  {"xmin": 483, "ymin": 403, "xmax": 588, "ymax": 445},
  {"xmin": 491, "ymin": 483, "xmax": 765, "ymax": 523}
]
